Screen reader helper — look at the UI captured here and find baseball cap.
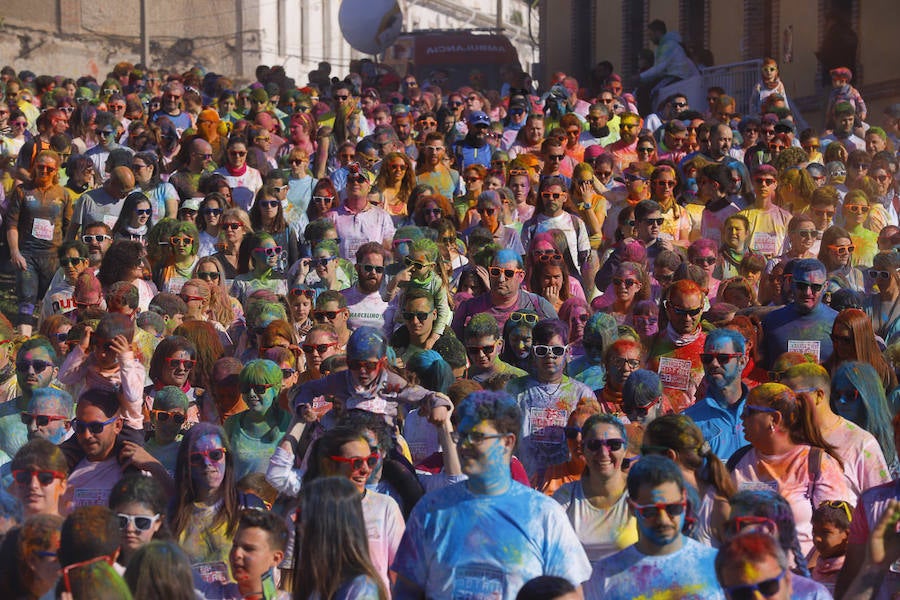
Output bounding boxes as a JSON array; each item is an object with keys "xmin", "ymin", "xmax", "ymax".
[{"xmin": 468, "ymin": 111, "xmax": 491, "ymax": 127}]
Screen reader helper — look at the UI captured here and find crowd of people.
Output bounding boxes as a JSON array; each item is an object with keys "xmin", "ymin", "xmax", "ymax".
[{"xmin": 1, "ymin": 17, "xmax": 900, "ymax": 600}]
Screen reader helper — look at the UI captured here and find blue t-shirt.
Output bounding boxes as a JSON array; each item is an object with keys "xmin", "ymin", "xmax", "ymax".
[
  {"xmin": 585, "ymin": 537, "xmax": 724, "ymax": 600},
  {"xmin": 761, "ymin": 302, "xmax": 837, "ymax": 369},
  {"xmin": 392, "ymin": 480, "xmax": 592, "ymax": 600}
]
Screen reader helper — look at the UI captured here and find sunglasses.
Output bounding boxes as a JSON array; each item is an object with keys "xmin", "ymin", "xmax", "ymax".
[
  {"xmin": 405, "ymin": 256, "xmax": 432, "ymax": 269},
  {"xmin": 665, "ymin": 301, "xmax": 704, "ymax": 317},
  {"xmin": 170, "ymin": 236, "xmax": 194, "ymax": 246},
  {"xmin": 654, "ymin": 180, "xmax": 676, "ymax": 188},
  {"xmin": 229, "ymin": 151, "xmax": 247, "ymax": 157},
  {"xmin": 164, "ymin": 357, "xmax": 196, "ymax": 370},
  {"xmin": 466, "ymin": 344, "xmax": 497, "ymax": 356},
  {"xmin": 535, "ymin": 251, "xmax": 562, "ymax": 263},
  {"xmin": 311, "ymin": 195, "xmax": 334, "ymax": 203},
  {"xmin": 563, "ymin": 426, "xmax": 582, "ymax": 440},
  {"xmin": 643, "ymin": 217, "xmax": 665, "ymax": 226},
  {"xmin": 82, "ymin": 234, "xmax": 111, "ymax": 244},
  {"xmin": 628, "ymin": 497, "xmax": 687, "ymax": 520},
  {"xmin": 403, "ymin": 311, "xmax": 432, "ymax": 323},
  {"xmin": 813, "ymin": 209, "xmax": 836, "ymax": 218},
  {"xmin": 723, "ymin": 569, "xmax": 786, "ymax": 600},
  {"xmin": 793, "ymin": 280, "xmax": 824, "ymax": 293},
  {"xmin": 423, "ymin": 207, "xmax": 443, "ymax": 215},
  {"xmin": 637, "ymin": 146, "xmax": 655, "ymax": 154},
  {"xmin": 533, "ymin": 344, "xmax": 567, "ymax": 357},
  {"xmin": 828, "ymin": 244, "xmax": 855, "ymax": 256},
  {"xmin": 16, "ymin": 359, "xmax": 54, "ymax": 373},
  {"xmin": 221, "ymin": 222, "xmax": 243, "ymax": 230},
  {"xmin": 451, "ymin": 431, "xmax": 508, "ymax": 445},
  {"xmin": 180, "ymin": 293, "xmax": 204, "ymax": 303},
  {"xmin": 12, "ymin": 469, "xmax": 67, "ymax": 486},
  {"xmin": 242, "ymin": 383, "xmax": 275, "ymax": 395},
  {"xmin": 700, "ymin": 352, "xmax": 742, "ymax": 365},
  {"xmin": 347, "ymin": 359, "xmax": 381, "ymax": 372},
  {"xmin": 741, "ymin": 404, "xmax": 780, "ymax": 418},
  {"xmin": 258, "ymin": 200, "xmax": 280, "ymax": 209},
  {"xmin": 313, "ymin": 309, "xmax": 345, "ymax": 321},
  {"xmin": 349, "ymin": 174, "xmax": 369, "ymax": 184},
  {"xmin": 117, "ymin": 513, "xmax": 161, "ymax": 531},
  {"xmin": 281, "ymin": 368, "xmax": 297, "ymax": 379},
  {"xmin": 20, "ymin": 413, "xmax": 68, "ymax": 427},
  {"xmin": 754, "ymin": 177, "xmax": 777, "ymax": 186},
  {"xmin": 583, "ymin": 438, "xmax": 626, "ymax": 453},
  {"xmin": 844, "ymin": 204, "xmax": 869, "ymax": 214},
  {"xmin": 727, "ymin": 515, "xmax": 778, "ymax": 536},
  {"xmin": 290, "ymin": 288, "xmax": 316, "ymax": 299},
  {"xmin": 189, "ymin": 447, "xmax": 227, "ymax": 465},
  {"xmin": 541, "ymin": 192, "xmax": 564, "ymax": 200},
  {"xmin": 612, "ymin": 278, "xmax": 638, "ymax": 288},
  {"xmin": 310, "ymin": 257, "xmax": 337, "ymax": 268},
  {"xmin": 869, "ymin": 269, "xmax": 896, "ymax": 279},
  {"xmin": 820, "ymin": 499, "xmax": 853, "ymax": 523},
  {"xmin": 509, "ymin": 312, "xmax": 538, "ymax": 325},
  {"xmin": 488, "ymin": 266, "xmax": 523, "ymax": 279},
  {"xmin": 72, "ymin": 416, "xmax": 117, "ymax": 434},
  {"xmin": 253, "ymin": 246, "xmax": 283, "ymax": 257},
  {"xmin": 152, "ymin": 409, "xmax": 186, "ymax": 425},
  {"xmin": 302, "ymin": 342, "xmax": 337, "ymax": 354},
  {"xmin": 197, "ymin": 270, "xmax": 220, "ymax": 281},
  {"xmin": 795, "ymin": 229, "xmax": 817, "ymax": 239},
  {"xmin": 692, "ymin": 256, "xmax": 717, "ymax": 266},
  {"xmin": 477, "ymin": 207, "xmax": 497, "ymax": 215},
  {"xmin": 329, "ymin": 452, "xmax": 380, "ymax": 471}
]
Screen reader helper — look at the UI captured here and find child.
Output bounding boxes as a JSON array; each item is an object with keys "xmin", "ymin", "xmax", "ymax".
[
  {"xmin": 825, "ymin": 67, "xmax": 866, "ymax": 130},
  {"xmin": 738, "ymin": 253, "xmax": 766, "ymax": 295},
  {"xmin": 388, "ymin": 238, "xmax": 451, "ymax": 349},
  {"xmin": 59, "ymin": 311, "xmax": 146, "ymax": 443},
  {"xmin": 808, "ymin": 500, "xmax": 852, "ymax": 594}
]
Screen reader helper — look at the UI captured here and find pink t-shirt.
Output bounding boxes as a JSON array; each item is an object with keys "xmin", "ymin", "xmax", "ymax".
[
  {"xmin": 823, "ymin": 418, "xmax": 891, "ymax": 498},
  {"xmin": 362, "ymin": 490, "xmax": 405, "ymax": 594},
  {"xmin": 65, "ymin": 457, "xmax": 133, "ymax": 509},
  {"xmin": 732, "ymin": 444, "xmax": 853, "ymax": 556}
]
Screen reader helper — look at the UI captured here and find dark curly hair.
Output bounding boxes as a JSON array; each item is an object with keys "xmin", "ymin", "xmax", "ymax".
[{"xmin": 97, "ymin": 239, "xmax": 145, "ymax": 289}]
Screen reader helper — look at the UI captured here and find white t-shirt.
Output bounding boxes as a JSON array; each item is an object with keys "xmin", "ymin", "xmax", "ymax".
[
  {"xmin": 362, "ymin": 490, "xmax": 406, "ymax": 594},
  {"xmin": 66, "ymin": 457, "xmax": 132, "ymax": 509}
]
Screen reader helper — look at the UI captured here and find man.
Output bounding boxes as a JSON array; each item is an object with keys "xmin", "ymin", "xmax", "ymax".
[
  {"xmin": 313, "ymin": 290, "xmax": 352, "ymax": 348},
  {"xmin": 715, "ymin": 532, "xmax": 792, "ymax": 600},
  {"xmin": 151, "ymin": 80, "xmax": 192, "ymax": 133},
  {"xmin": 822, "ymin": 102, "xmax": 864, "ymax": 152},
  {"xmin": 342, "ymin": 242, "xmax": 393, "ymax": 334},
  {"xmin": 416, "ymin": 133, "xmax": 460, "ymax": 199},
  {"xmin": 390, "ymin": 288, "xmax": 465, "ymax": 366},
  {"xmin": 585, "ymin": 455, "xmax": 721, "ymax": 599},
  {"xmin": 328, "ymin": 164, "xmax": 395, "ymax": 259},
  {"xmin": 169, "ymin": 138, "xmax": 214, "ymax": 200},
  {"xmin": 707, "ymin": 123, "xmax": 736, "ymax": 163},
  {"xmin": 538, "ymin": 138, "xmax": 575, "ymax": 183},
  {"xmin": 67, "ymin": 166, "xmax": 135, "ymax": 240},
  {"xmin": 13, "ymin": 108, "xmax": 67, "ymax": 181},
  {"xmin": 761, "ymin": 259, "xmax": 837, "ymax": 368},
  {"xmin": 392, "ymin": 390, "xmax": 592, "ymax": 598},
  {"xmin": 579, "ymin": 102, "xmax": 618, "ymax": 148},
  {"xmin": 700, "ymin": 163, "xmax": 745, "ymax": 244},
  {"xmin": 392, "ymin": 110, "xmax": 418, "ymax": 161},
  {"xmin": 520, "ymin": 176, "xmax": 590, "ymax": 267},
  {"xmin": 506, "ymin": 319, "xmax": 594, "ymax": 479},
  {"xmin": 79, "ymin": 222, "xmax": 113, "ymax": 268},
  {"xmin": 783, "ymin": 363, "xmax": 890, "ymax": 497},
  {"xmin": 633, "ymin": 199, "xmax": 671, "ymax": 268},
  {"xmin": 66, "ymin": 389, "xmax": 170, "ymax": 507},
  {"xmin": 24, "ymin": 387, "xmax": 75, "ymax": 444},
  {"xmin": 508, "ymin": 114, "xmax": 545, "ymax": 160},
  {"xmin": 606, "ymin": 112, "xmax": 641, "ymax": 174},
  {"xmin": 452, "ymin": 111, "xmax": 493, "ymax": 170},
  {"xmin": 648, "ymin": 280, "xmax": 708, "ymax": 412},
  {"xmin": 451, "ymin": 249, "xmax": 557, "ymax": 339},
  {"xmin": 637, "ymin": 20, "xmax": 700, "ymax": 102},
  {"xmin": 657, "ymin": 119, "xmax": 688, "ymax": 163},
  {"xmin": 0, "ymin": 338, "xmax": 60, "ymax": 457},
  {"xmin": 683, "ymin": 329, "xmax": 750, "ymax": 461},
  {"xmin": 85, "ymin": 112, "xmax": 131, "ymax": 177},
  {"xmin": 714, "ymin": 214, "xmax": 750, "ymax": 281},
  {"xmin": 463, "ymin": 314, "xmax": 526, "ymax": 384},
  {"xmin": 736, "ymin": 165, "xmax": 792, "ymax": 259},
  {"xmin": 646, "ymin": 94, "xmax": 689, "ymax": 136},
  {"xmin": 148, "ymin": 293, "xmax": 187, "ymax": 335}
]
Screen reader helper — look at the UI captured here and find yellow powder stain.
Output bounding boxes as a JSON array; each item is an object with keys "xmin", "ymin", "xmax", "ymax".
[{"xmin": 635, "ymin": 584, "xmax": 705, "ymax": 600}]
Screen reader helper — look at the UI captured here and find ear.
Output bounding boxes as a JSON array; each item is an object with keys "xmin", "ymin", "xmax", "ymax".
[
  {"xmin": 52, "ymin": 366, "xmax": 59, "ymax": 381},
  {"xmin": 113, "ymin": 417, "xmax": 124, "ymax": 435},
  {"xmin": 665, "ymin": 448, "xmax": 678, "ymax": 462}
]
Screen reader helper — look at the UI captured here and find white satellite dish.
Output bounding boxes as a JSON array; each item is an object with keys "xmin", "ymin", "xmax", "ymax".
[{"xmin": 339, "ymin": 0, "xmax": 403, "ymax": 55}]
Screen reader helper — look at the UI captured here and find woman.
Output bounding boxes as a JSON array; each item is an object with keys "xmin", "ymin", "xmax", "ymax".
[
  {"xmin": 7, "ymin": 150, "xmax": 73, "ymax": 337},
  {"xmin": 284, "ymin": 147, "xmax": 316, "ymax": 236},
  {"xmin": 552, "ymin": 414, "xmax": 637, "ymax": 564},
  {"xmin": 211, "ymin": 207, "xmax": 253, "ymax": 284},
  {"xmin": 214, "ymin": 137, "xmax": 263, "ymax": 211},
  {"xmin": 247, "ymin": 125, "xmax": 276, "ymax": 176},
  {"xmin": 231, "ymin": 232, "xmax": 289, "ymax": 305},
  {"xmin": 196, "ymin": 193, "xmax": 226, "ymax": 258},
  {"xmin": 250, "ymin": 185, "xmax": 299, "ymax": 273},
  {"xmin": 507, "ymin": 168, "xmax": 536, "ymax": 224},
  {"xmin": 286, "ymin": 283, "xmax": 316, "ymax": 340},
  {"xmin": 217, "ymin": 90, "xmax": 243, "ymax": 124},
  {"xmin": 841, "ymin": 190, "xmax": 878, "ymax": 267},
  {"xmin": 642, "ymin": 415, "xmax": 736, "ymax": 547},
  {"xmin": 776, "ymin": 166, "xmax": 816, "ymax": 214},
  {"xmin": 131, "ymin": 151, "xmax": 178, "ymax": 221},
  {"xmin": 292, "ymin": 477, "xmax": 389, "ymax": 600},
  {"xmin": 98, "ymin": 239, "xmax": 157, "ymax": 311},
  {"xmin": 818, "ymin": 225, "xmax": 865, "ymax": 293},
  {"xmin": 112, "ymin": 191, "xmax": 155, "ymax": 245},
  {"xmin": 192, "ymin": 256, "xmax": 236, "ymax": 322},
  {"xmin": 433, "ymin": 218, "xmax": 468, "ymax": 287},
  {"xmin": 174, "ymin": 321, "xmax": 227, "ymax": 394},
  {"xmin": 181, "ymin": 276, "xmax": 234, "ymax": 331},
  {"xmin": 592, "ymin": 261, "xmax": 651, "ymax": 325},
  {"xmin": 648, "ymin": 163, "xmax": 692, "ymax": 246},
  {"xmin": 307, "ymin": 239, "xmax": 349, "ymax": 292},
  {"xmin": 538, "ymin": 398, "xmax": 600, "ymax": 496},
  {"xmin": 455, "ymin": 163, "xmax": 487, "ymax": 228},
  {"xmin": 864, "ymin": 251, "xmax": 900, "ymax": 346},
  {"xmin": 569, "ymin": 163, "xmax": 607, "ymax": 254},
  {"xmin": 39, "ymin": 239, "xmax": 88, "ymax": 322},
  {"xmin": 830, "ymin": 361, "xmax": 899, "ymax": 476},
  {"xmin": 70, "ymin": 103, "xmax": 99, "ymax": 154},
  {"xmin": 124, "ymin": 541, "xmax": 196, "ymax": 600},
  {"xmin": 412, "ymin": 193, "xmax": 456, "ymax": 229},
  {"xmin": 778, "ymin": 215, "xmax": 818, "ymax": 262},
  {"xmin": 529, "ymin": 254, "xmax": 571, "ymax": 312},
  {"xmin": 146, "ymin": 335, "xmax": 200, "ymax": 421},
  {"xmin": 731, "ymin": 383, "xmax": 852, "ymax": 555},
  {"xmin": 598, "ymin": 339, "xmax": 645, "ymax": 415},
  {"xmin": 375, "ymin": 151, "xmax": 417, "ymax": 221},
  {"xmin": 826, "ymin": 308, "xmax": 897, "ymax": 393},
  {"xmin": 224, "ymin": 359, "xmax": 290, "ymax": 479},
  {"xmin": 109, "ymin": 473, "xmax": 169, "ymax": 567},
  {"xmin": 154, "ymin": 220, "xmax": 201, "ymax": 294},
  {"xmin": 559, "ymin": 297, "xmax": 591, "ymax": 360},
  {"xmin": 635, "ymin": 134, "xmax": 659, "ymax": 164},
  {"xmin": 170, "ymin": 423, "xmax": 240, "ymax": 567}
]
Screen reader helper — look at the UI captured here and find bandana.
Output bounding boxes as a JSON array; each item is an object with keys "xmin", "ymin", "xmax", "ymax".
[{"xmin": 666, "ymin": 323, "xmax": 703, "ymax": 347}]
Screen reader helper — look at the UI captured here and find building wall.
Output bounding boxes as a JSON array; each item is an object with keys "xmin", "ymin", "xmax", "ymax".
[{"xmin": 708, "ymin": 0, "xmax": 744, "ymax": 67}]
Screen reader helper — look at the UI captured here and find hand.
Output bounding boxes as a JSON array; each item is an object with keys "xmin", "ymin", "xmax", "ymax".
[
  {"xmin": 79, "ymin": 326, "xmax": 93, "ymax": 353},
  {"xmin": 423, "ymin": 333, "xmax": 440, "ymax": 350},
  {"xmin": 394, "ymin": 267, "xmax": 412, "ymax": 284},
  {"xmin": 543, "ymin": 285, "xmax": 561, "ymax": 306},
  {"xmin": 109, "ymin": 334, "xmax": 131, "ymax": 357},
  {"xmin": 298, "ymin": 258, "xmax": 311, "ymax": 279},
  {"xmin": 868, "ymin": 498, "xmax": 900, "ymax": 567},
  {"xmin": 11, "ymin": 250, "xmax": 26, "ymax": 271},
  {"xmin": 428, "ymin": 403, "xmax": 451, "ymax": 427},
  {"xmin": 119, "ymin": 441, "xmax": 160, "ymax": 471},
  {"xmin": 658, "ymin": 237, "xmax": 673, "ymax": 252},
  {"xmin": 296, "ymin": 403, "xmax": 318, "ymax": 424}
]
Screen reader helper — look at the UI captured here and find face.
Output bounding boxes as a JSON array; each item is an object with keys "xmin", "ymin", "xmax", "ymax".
[
  {"xmin": 190, "ymin": 433, "xmax": 227, "ymax": 493},
  {"xmin": 720, "ymin": 555, "xmax": 790, "ymax": 600},
  {"xmin": 811, "ymin": 205, "xmax": 835, "ymax": 230},
  {"xmin": 541, "ymin": 184, "xmax": 566, "ymax": 215},
  {"xmin": 632, "ymin": 481, "xmax": 685, "ymax": 547},
  {"xmin": 713, "ymin": 128, "xmax": 733, "ymax": 156},
  {"xmin": 723, "ymin": 219, "xmax": 748, "ymax": 252},
  {"xmin": 163, "ymin": 89, "xmax": 182, "ymax": 112},
  {"xmin": 230, "ymin": 526, "xmax": 282, "ymax": 588},
  {"xmin": 568, "ymin": 307, "xmax": 589, "ymax": 342},
  {"xmin": 489, "ymin": 259, "xmax": 524, "ymax": 298},
  {"xmin": 348, "ymin": 353, "xmax": 383, "ymax": 388},
  {"xmin": 667, "ymin": 290, "xmax": 705, "ymax": 335},
  {"xmin": 424, "ymin": 140, "xmax": 445, "ymax": 167},
  {"xmin": 703, "ymin": 338, "xmax": 744, "ymax": 390},
  {"xmin": 843, "ymin": 199, "xmax": 869, "ymax": 226},
  {"xmin": 509, "ymin": 176, "xmax": 530, "ymax": 203},
  {"xmin": 115, "ymin": 500, "xmax": 162, "ymax": 555},
  {"xmin": 753, "ymin": 172, "xmax": 777, "ymax": 200},
  {"xmin": 872, "ymin": 167, "xmax": 893, "ymax": 196},
  {"xmin": 303, "ymin": 330, "xmax": 338, "ymax": 371},
  {"xmin": 812, "ymin": 519, "xmax": 850, "ymax": 559},
  {"xmin": 17, "ymin": 346, "xmax": 57, "ymax": 393},
  {"xmin": 228, "ymin": 143, "xmax": 248, "ymax": 168},
  {"xmin": 33, "ymin": 156, "xmax": 58, "ymax": 187},
  {"xmin": 162, "ymin": 349, "xmax": 193, "ymax": 387},
  {"xmin": 455, "ymin": 418, "xmax": 511, "ymax": 479},
  {"xmin": 330, "ymin": 439, "xmax": 374, "ymax": 493},
  {"xmin": 253, "ymin": 238, "xmax": 281, "ymax": 270},
  {"xmin": 466, "ymin": 335, "xmax": 499, "ymax": 371},
  {"xmin": 404, "ymin": 297, "xmax": 435, "ymax": 340},
  {"xmin": 827, "ymin": 236, "xmax": 854, "ymax": 268},
  {"xmin": 613, "ymin": 267, "xmax": 642, "ymax": 302},
  {"xmin": 619, "ymin": 117, "xmax": 639, "ymax": 144},
  {"xmin": 11, "ymin": 462, "xmax": 67, "ymax": 516},
  {"xmin": 75, "ymin": 403, "xmax": 121, "ymax": 461},
  {"xmin": 242, "ymin": 377, "xmax": 277, "ymax": 415},
  {"xmin": 692, "ymin": 248, "xmax": 717, "ymax": 277},
  {"xmin": 582, "ymin": 423, "xmax": 626, "ymax": 477},
  {"xmin": 652, "ymin": 170, "xmax": 677, "ymax": 202},
  {"xmin": 525, "ymin": 119, "xmax": 545, "ymax": 144},
  {"xmin": 533, "ymin": 333, "xmax": 567, "ymax": 382}
]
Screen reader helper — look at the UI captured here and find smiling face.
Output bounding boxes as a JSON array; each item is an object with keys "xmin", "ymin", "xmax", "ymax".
[
  {"xmin": 75, "ymin": 402, "xmax": 121, "ymax": 461},
  {"xmin": 16, "ymin": 346, "xmax": 57, "ymax": 394},
  {"xmin": 162, "ymin": 349, "xmax": 193, "ymax": 387},
  {"xmin": 227, "ymin": 143, "xmax": 248, "ymax": 168},
  {"xmin": 582, "ymin": 422, "xmax": 626, "ymax": 477},
  {"xmin": 11, "ymin": 462, "xmax": 67, "ymax": 517},
  {"xmin": 613, "ymin": 266, "xmax": 641, "ymax": 302},
  {"xmin": 329, "ymin": 439, "xmax": 373, "ymax": 493}
]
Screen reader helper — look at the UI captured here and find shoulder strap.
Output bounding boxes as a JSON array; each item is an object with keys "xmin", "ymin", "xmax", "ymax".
[{"xmin": 726, "ymin": 444, "xmax": 752, "ymax": 472}]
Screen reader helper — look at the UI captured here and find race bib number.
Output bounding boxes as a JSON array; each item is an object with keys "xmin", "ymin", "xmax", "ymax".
[
  {"xmin": 658, "ymin": 357, "xmax": 693, "ymax": 391},
  {"xmin": 193, "ymin": 561, "xmax": 230, "ymax": 585},
  {"xmin": 31, "ymin": 218, "xmax": 54, "ymax": 241},
  {"xmin": 528, "ymin": 407, "xmax": 567, "ymax": 444},
  {"xmin": 74, "ymin": 488, "xmax": 110, "ymax": 508},
  {"xmin": 788, "ymin": 340, "xmax": 821, "ymax": 363},
  {"xmin": 750, "ymin": 232, "xmax": 778, "ymax": 256},
  {"xmin": 452, "ymin": 565, "xmax": 505, "ymax": 600},
  {"xmin": 739, "ymin": 480, "xmax": 779, "ymax": 494}
]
